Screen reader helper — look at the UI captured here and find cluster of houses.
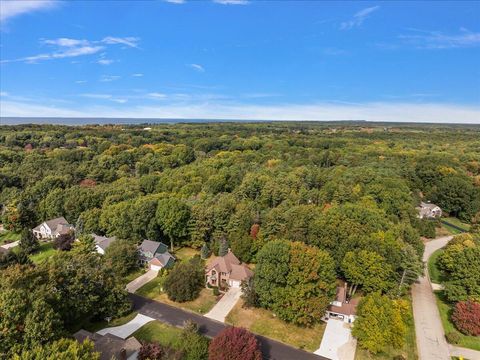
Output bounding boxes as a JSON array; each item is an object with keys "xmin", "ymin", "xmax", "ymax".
[{"xmin": 31, "ymin": 216, "xmax": 177, "ymax": 271}]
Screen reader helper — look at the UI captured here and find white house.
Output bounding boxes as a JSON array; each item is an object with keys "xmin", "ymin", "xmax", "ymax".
[
  {"xmin": 92, "ymin": 234, "xmax": 117, "ymax": 255},
  {"xmin": 32, "ymin": 217, "xmax": 74, "ymax": 240},
  {"xmin": 417, "ymin": 201, "xmax": 442, "ymax": 219}
]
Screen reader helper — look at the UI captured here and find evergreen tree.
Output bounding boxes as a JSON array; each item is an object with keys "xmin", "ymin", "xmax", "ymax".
[{"xmin": 19, "ymin": 229, "xmax": 39, "ymax": 255}]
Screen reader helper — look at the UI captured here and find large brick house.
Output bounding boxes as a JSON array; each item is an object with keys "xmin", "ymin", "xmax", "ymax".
[{"xmin": 205, "ymin": 250, "xmax": 253, "ymax": 289}]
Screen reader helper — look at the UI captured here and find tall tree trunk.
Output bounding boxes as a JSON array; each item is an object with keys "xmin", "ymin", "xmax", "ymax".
[{"xmin": 170, "ymin": 236, "xmax": 174, "ymax": 252}]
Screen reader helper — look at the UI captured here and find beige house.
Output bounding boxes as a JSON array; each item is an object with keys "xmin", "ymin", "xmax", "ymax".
[
  {"xmin": 205, "ymin": 250, "xmax": 253, "ymax": 289},
  {"xmin": 32, "ymin": 217, "xmax": 74, "ymax": 240},
  {"xmin": 417, "ymin": 201, "xmax": 442, "ymax": 219}
]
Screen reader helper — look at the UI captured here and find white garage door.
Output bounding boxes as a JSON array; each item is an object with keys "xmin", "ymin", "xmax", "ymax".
[
  {"xmin": 230, "ymin": 280, "xmax": 241, "ymax": 288},
  {"xmin": 150, "ymin": 264, "xmax": 162, "ymax": 271}
]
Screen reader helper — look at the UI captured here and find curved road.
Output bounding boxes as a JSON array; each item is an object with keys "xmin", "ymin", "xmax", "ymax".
[
  {"xmin": 412, "ymin": 236, "xmax": 452, "ymax": 360},
  {"xmin": 130, "ymin": 294, "xmax": 326, "ymax": 360}
]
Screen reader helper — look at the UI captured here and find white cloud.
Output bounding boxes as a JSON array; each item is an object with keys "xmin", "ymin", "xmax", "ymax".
[
  {"xmin": 164, "ymin": 0, "xmax": 185, "ymax": 3},
  {"xmin": 148, "ymin": 92, "xmax": 167, "ymax": 99},
  {"xmin": 80, "ymin": 93, "xmax": 127, "ymax": 103},
  {"xmin": 0, "ymin": 91, "xmax": 8, "ymax": 97},
  {"xmin": 213, "ymin": 0, "xmax": 249, "ymax": 4},
  {"xmin": 399, "ymin": 28, "xmax": 480, "ymax": 49},
  {"xmin": 132, "ymin": 73, "xmax": 144, "ymax": 77},
  {"xmin": 2, "ymin": 35, "xmax": 139, "ymax": 64},
  {"xmin": 1, "ymin": 99, "xmax": 479, "ymax": 124},
  {"xmin": 97, "ymin": 59, "xmax": 114, "ymax": 65},
  {"xmin": 188, "ymin": 63, "xmax": 205, "ymax": 72},
  {"xmin": 0, "ymin": 0, "xmax": 57, "ymax": 22},
  {"xmin": 340, "ymin": 6, "xmax": 379, "ymax": 30},
  {"xmin": 102, "ymin": 36, "xmax": 140, "ymax": 48},
  {"xmin": 100, "ymin": 75, "xmax": 120, "ymax": 82},
  {"xmin": 42, "ymin": 38, "xmax": 89, "ymax": 47}
]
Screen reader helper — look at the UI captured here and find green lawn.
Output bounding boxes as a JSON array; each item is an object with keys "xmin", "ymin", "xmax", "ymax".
[
  {"xmin": 136, "ymin": 274, "xmax": 166, "ymax": 298},
  {"xmin": 355, "ymin": 297, "xmax": 417, "ymax": 360},
  {"xmin": 132, "ymin": 320, "xmax": 184, "ymax": 347},
  {"xmin": 69, "ymin": 312, "xmax": 138, "ymax": 334},
  {"xmin": 123, "ymin": 267, "xmax": 147, "ymax": 284},
  {"xmin": 0, "ymin": 230, "xmax": 21, "ymax": 245},
  {"xmin": 173, "ymin": 247, "xmax": 200, "ymax": 261},
  {"xmin": 30, "ymin": 242, "xmax": 56, "ymax": 264},
  {"xmin": 428, "ymin": 249, "xmax": 445, "ymax": 284},
  {"xmin": 434, "ymin": 292, "xmax": 480, "ymax": 351},
  {"xmin": 225, "ymin": 299, "xmax": 325, "ymax": 352},
  {"xmin": 441, "ymin": 217, "xmax": 471, "ymax": 235}
]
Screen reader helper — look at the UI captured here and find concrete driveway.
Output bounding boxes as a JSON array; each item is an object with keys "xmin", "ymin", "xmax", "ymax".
[
  {"xmin": 0, "ymin": 240, "xmax": 19, "ymax": 250},
  {"xmin": 97, "ymin": 313, "xmax": 154, "ymax": 339},
  {"xmin": 205, "ymin": 287, "xmax": 241, "ymax": 322},
  {"xmin": 315, "ymin": 319, "xmax": 356, "ymax": 360},
  {"xmin": 126, "ymin": 269, "xmax": 158, "ymax": 293},
  {"xmin": 412, "ymin": 236, "xmax": 452, "ymax": 360}
]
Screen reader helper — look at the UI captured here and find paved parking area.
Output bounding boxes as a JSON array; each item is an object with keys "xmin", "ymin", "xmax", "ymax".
[
  {"xmin": 205, "ymin": 287, "xmax": 241, "ymax": 322},
  {"xmin": 97, "ymin": 313, "xmax": 155, "ymax": 339},
  {"xmin": 315, "ymin": 319, "xmax": 356, "ymax": 360}
]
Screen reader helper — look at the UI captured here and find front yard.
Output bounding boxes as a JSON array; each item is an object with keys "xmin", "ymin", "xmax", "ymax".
[
  {"xmin": 132, "ymin": 320, "xmax": 184, "ymax": 345},
  {"xmin": 138, "ymin": 281, "xmax": 218, "ymax": 315},
  {"xmin": 173, "ymin": 247, "xmax": 200, "ymax": 261},
  {"xmin": 435, "ymin": 292, "xmax": 480, "ymax": 351},
  {"xmin": 441, "ymin": 217, "xmax": 471, "ymax": 235},
  {"xmin": 29, "ymin": 242, "xmax": 56, "ymax": 264},
  {"xmin": 225, "ymin": 299, "xmax": 325, "ymax": 352},
  {"xmin": 0, "ymin": 230, "xmax": 21, "ymax": 245}
]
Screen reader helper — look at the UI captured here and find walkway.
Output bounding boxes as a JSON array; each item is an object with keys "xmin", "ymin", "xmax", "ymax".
[
  {"xmin": 129, "ymin": 293, "xmax": 326, "ymax": 360},
  {"xmin": 205, "ymin": 287, "xmax": 241, "ymax": 322},
  {"xmin": 97, "ymin": 313, "xmax": 155, "ymax": 339},
  {"xmin": 315, "ymin": 319, "xmax": 356, "ymax": 360},
  {"xmin": 0, "ymin": 240, "xmax": 19, "ymax": 250},
  {"xmin": 412, "ymin": 236, "xmax": 452, "ymax": 360},
  {"xmin": 126, "ymin": 269, "xmax": 158, "ymax": 293},
  {"xmin": 449, "ymin": 345, "xmax": 480, "ymax": 360}
]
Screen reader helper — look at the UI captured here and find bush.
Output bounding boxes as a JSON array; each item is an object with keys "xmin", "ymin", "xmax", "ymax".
[
  {"xmin": 445, "ymin": 331, "xmax": 460, "ymax": 344},
  {"xmin": 53, "ymin": 232, "xmax": 75, "ymax": 251},
  {"xmin": 451, "ymin": 300, "xmax": 480, "ymax": 336},
  {"xmin": 164, "ymin": 256, "xmax": 204, "ymax": 302},
  {"xmin": 180, "ymin": 321, "xmax": 209, "ymax": 360},
  {"xmin": 138, "ymin": 342, "xmax": 165, "ymax": 360},
  {"xmin": 212, "ymin": 286, "xmax": 220, "ymax": 296},
  {"xmin": 208, "ymin": 327, "xmax": 262, "ymax": 360}
]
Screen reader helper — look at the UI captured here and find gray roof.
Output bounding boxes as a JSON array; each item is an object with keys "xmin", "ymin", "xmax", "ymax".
[
  {"xmin": 92, "ymin": 233, "xmax": 117, "ymax": 251},
  {"xmin": 73, "ymin": 330, "xmax": 141, "ymax": 360},
  {"xmin": 33, "ymin": 216, "xmax": 72, "ymax": 233},
  {"xmin": 420, "ymin": 201, "xmax": 440, "ymax": 210},
  {"xmin": 139, "ymin": 239, "xmax": 162, "ymax": 254},
  {"xmin": 153, "ymin": 252, "xmax": 175, "ymax": 267}
]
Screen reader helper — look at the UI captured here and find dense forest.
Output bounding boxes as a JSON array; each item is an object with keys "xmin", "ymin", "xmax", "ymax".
[
  {"xmin": 0, "ymin": 122, "xmax": 479, "ymax": 357},
  {"xmin": 1, "ymin": 122, "xmax": 480, "ymax": 267}
]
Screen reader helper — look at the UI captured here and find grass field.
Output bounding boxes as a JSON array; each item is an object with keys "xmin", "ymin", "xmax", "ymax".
[
  {"xmin": 132, "ymin": 320, "xmax": 184, "ymax": 347},
  {"xmin": 30, "ymin": 242, "xmax": 56, "ymax": 264},
  {"xmin": 225, "ymin": 299, "xmax": 325, "ymax": 352},
  {"xmin": 441, "ymin": 217, "xmax": 471, "ymax": 235},
  {"xmin": 355, "ymin": 298, "xmax": 418, "ymax": 360},
  {"xmin": 136, "ymin": 277, "xmax": 217, "ymax": 315},
  {"xmin": 435, "ymin": 292, "xmax": 480, "ymax": 351},
  {"xmin": 0, "ymin": 230, "xmax": 21, "ymax": 245},
  {"xmin": 173, "ymin": 247, "xmax": 200, "ymax": 261},
  {"xmin": 427, "ymin": 248, "xmax": 445, "ymax": 284}
]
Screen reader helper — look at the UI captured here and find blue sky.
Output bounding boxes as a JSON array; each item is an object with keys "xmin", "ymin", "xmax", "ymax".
[{"xmin": 0, "ymin": 0, "xmax": 479, "ymax": 123}]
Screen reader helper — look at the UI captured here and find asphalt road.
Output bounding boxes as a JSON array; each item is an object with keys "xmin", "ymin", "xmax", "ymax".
[
  {"xmin": 129, "ymin": 294, "xmax": 327, "ymax": 360},
  {"xmin": 412, "ymin": 236, "xmax": 452, "ymax": 360}
]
